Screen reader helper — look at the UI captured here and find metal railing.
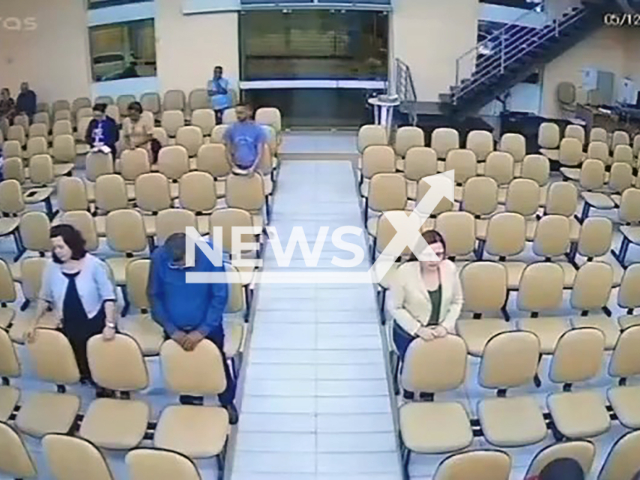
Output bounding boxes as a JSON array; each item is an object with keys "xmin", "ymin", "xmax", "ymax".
[
  {"xmin": 453, "ymin": 5, "xmax": 588, "ymax": 103},
  {"xmin": 395, "ymin": 58, "xmax": 418, "ymax": 125}
]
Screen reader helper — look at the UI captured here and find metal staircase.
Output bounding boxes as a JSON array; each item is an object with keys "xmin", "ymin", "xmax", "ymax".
[
  {"xmin": 395, "ymin": 58, "xmax": 418, "ymax": 125},
  {"xmin": 441, "ymin": 2, "xmax": 608, "ymax": 117}
]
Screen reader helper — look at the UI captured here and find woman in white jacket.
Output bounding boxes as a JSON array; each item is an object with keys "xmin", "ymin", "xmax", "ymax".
[{"xmin": 388, "ymin": 229, "xmax": 464, "ymax": 359}]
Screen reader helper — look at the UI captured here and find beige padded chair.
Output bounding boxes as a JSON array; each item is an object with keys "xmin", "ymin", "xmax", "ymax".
[
  {"xmin": 76, "ymin": 106, "xmax": 93, "ymax": 125},
  {"xmin": 433, "ymin": 450, "xmax": 510, "ymax": 480},
  {"xmin": 75, "ymin": 117, "xmax": 93, "ymax": 155},
  {"xmin": 466, "ymin": 130, "xmax": 494, "ymax": 162},
  {"xmin": 613, "ymin": 144, "xmax": 635, "ymax": 167},
  {"xmin": 43, "ymin": 434, "xmax": 114, "ymax": 480},
  {"xmin": 152, "ymin": 126, "xmax": 169, "ymax": 147},
  {"xmin": 29, "ymin": 122, "xmax": 48, "ymax": 140},
  {"xmin": 403, "ymin": 147, "xmax": 437, "ymax": 201},
  {"xmin": 434, "ymin": 212, "xmax": 476, "ymax": 265},
  {"xmin": 60, "ymin": 211, "xmax": 100, "ymax": 252},
  {"xmin": 126, "ymin": 448, "xmax": 202, "ymax": 480},
  {"xmin": 565, "ymin": 124, "xmax": 585, "ymax": 145},
  {"xmin": 399, "ymin": 336, "xmax": 472, "ymax": 467},
  {"xmin": 484, "ymin": 152, "xmax": 514, "ymax": 202},
  {"xmin": 0, "ymin": 180, "xmax": 26, "ymax": 252},
  {"xmin": 394, "ymin": 126, "xmax": 424, "ymax": 171},
  {"xmin": 415, "ymin": 178, "xmax": 454, "ymax": 221},
  {"xmin": 135, "ymin": 173, "xmax": 174, "ymax": 235},
  {"xmin": 80, "ymin": 334, "xmax": 150, "ymax": 449},
  {"xmin": 7, "ymin": 125, "xmax": 26, "ymax": 147},
  {"xmin": 86, "ymin": 151, "xmax": 114, "ymax": 184},
  {"xmin": 365, "ymin": 173, "xmax": 407, "ymax": 237},
  {"xmin": 54, "ymin": 110, "xmax": 72, "ymax": 126},
  {"xmin": 191, "ymin": 109, "xmax": 216, "ymax": 137},
  {"xmin": 612, "ymin": 130, "xmax": 630, "ymax": 150},
  {"xmin": 608, "ymin": 162, "xmax": 634, "ymax": 204},
  {"xmin": 52, "ymin": 100, "xmax": 71, "ymax": 115},
  {"xmin": 210, "ymin": 208, "xmax": 259, "ymax": 254},
  {"xmin": 105, "ymin": 209, "xmax": 149, "ymax": 286},
  {"xmin": 26, "ymin": 137, "xmax": 48, "ymax": 159},
  {"xmin": 590, "ymin": 127, "xmax": 608, "ymax": 145},
  {"xmin": 431, "ymin": 127, "xmax": 459, "ymax": 160},
  {"xmin": 545, "ymin": 182, "xmax": 580, "ymax": 242},
  {"xmin": 106, "ymin": 105, "xmax": 121, "ymax": 123},
  {"xmin": 222, "ymin": 108, "xmax": 237, "ymax": 125},
  {"xmin": 52, "ymin": 119, "xmax": 73, "ymax": 138},
  {"xmin": 0, "ymin": 421, "xmax": 37, "ymax": 478},
  {"xmin": 522, "ymin": 156, "xmax": 550, "ymax": 206},
  {"xmin": 196, "ymin": 144, "xmax": 230, "ymax": 198},
  {"xmin": 119, "ymin": 148, "xmax": 151, "ymax": 182},
  {"xmin": 2, "ymin": 140, "xmax": 22, "ymax": 160},
  {"xmin": 211, "ymin": 124, "xmax": 229, "ymax": 144},
  {"xmin": 374, "ymin": 211, "xmax": 413, "ymax": 264},
  {"xmin": 0, "ymin": 258, "xmax": 17, "ymax": 330},
  {"xmin": 578, "ymin": 161, "xmax": 616, "ymax": 221},
  {"xmin": 161, "ymin": 110, "xmax": 185, "ymax": 138},
  {"xmin": 158, "ymin": 145, "xmax": 190, "ymax": 183},
  {"xmin": 176, "ymin": 126, "xmax": 204, "ymax": 158},
  {"xmin": 26, "ymin": 156, "xmax": 57, "ymax": 212},
  {"xmin": 117, "ymin": 95, "xmax": 136, "ymax": 117},
  {"xmin": 481, "ymin": 212, "xmax": 527, "ymax": 289},
  {"xmin": 16, "ymin": 329, "xmax": 81, "ymax": 437},
  {"xmin": 95, "ymin": 96, "xmax": 114, "ymax": 106},
  {"xmin": 188, "ymin": 89, "xmax": 210, "ymax": 112},
  {"xmin": 599, "ymin": 431, "xmax": 640, "ymax": 480},
  {"xmin": 71, "ymin": 97, "xmax": 92, "ymax": 115},
  {"xmin": 225, "ymin": 173, "xmax": 267, "ymax": 230},
  {"xmin": 477, "ymin": 331, "xmax": 546, "ymax": 447},
  {"xmin": 94, "ymin": 174, "xmax": 130, "ymax": 235},
  {"xmin": 634, "ymin": 134, "xmax": 640, "ymax": 158},
  {"xmin": 573, "ymin": 217, "xmax": 622, "ymax": 287},
  {"xmin": 525, "ymin": 441, "xmax": 595, "ymax": 479},
  {"xmin": 504, "ymin": 178, "xmax": 540, "ymax": 240},
  {"xmin": 141, "ymin": 92, "xmax": 161, "ymax": 116},
  {"xmin": 456, "ymin": 262, "xmax": 510, "ymax": 356},
  {"xmin": 32, "ymin": 113, "xmax": 50, "ymax": 131},
  {"xmin": 557, "ymin": 138, "xmax": 585, "ymax": 176},
  {"xmin": 163, "ymin": 90, "xmax": 185, "ymax": 112},
  {"xmin": 539, "ymin": 122, "xmax": 560, "ymax": 159},
  {"xmin": 156, "ymin": 209, "xmax": 197, "ymax": 246},
  {"xmin": 617, "ymin": 188, "xmax": 640, "ymax": 263},
  {"xmin": 517, "ymin": 262, "xmax": 570, "ymax": 354},
  {"xmin": 531, "ymin": 215, "xmax": 575, "ymax": 287},
  {"xmin": 255, "ymin": 107, "xmax": 282, "ymax": 134},
  {"xmin": 179, "ymin": 172, "xmax": 217, "ymax": 232},
  {"xmin": 2, "ymin": 157, "xmax": 26, "ymax": 185},
  {"xmin": 50, "ymin": 134, "xmax": 76, "ymax": 176},
  {"xmin": 13, "ymin": 115, "xmax": 29, "ymax": 134},
  {"xmin": 357, "ymin": 125, "xmax": 388, "ymax": 157},
  {"xmin": 360, "ymin": 145, "xmax": 395, "ymax": 197},
  {"xmin": 460, "ymin": 176, "xmax": 498, "ymax": 240},
  {"xmin": 606, "ymin": 326, "xmax": 640, "ymax": 429},
  {"xmin": 0, "ymin": 327, "xmax": 20, "ymax": 421},
  {"xmin": 154, "ymin": 340, "xmax": 230, "ymax": 459},
  {"xmin": 499, "ymin": 133, "xmax": 526, "ymax": 175},
  {"xmin": 546, "ymin": 328, "xmax": 610, "ymax": 439},
  {"xmin": 19, "ymin": 211, "xmax": 51, "ymax": 259},
  {"xmin": 617, "ymin": 264, "xmax": 640, "ymax": 329},
  {"xmin": 445, "ymin": 149, "xmax": 477, "ymax": 195}
]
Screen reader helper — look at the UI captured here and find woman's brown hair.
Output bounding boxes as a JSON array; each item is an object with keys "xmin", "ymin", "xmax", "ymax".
[{"xmin": 407, "ymin": 229, "xmax": 447, "ymax": 262}]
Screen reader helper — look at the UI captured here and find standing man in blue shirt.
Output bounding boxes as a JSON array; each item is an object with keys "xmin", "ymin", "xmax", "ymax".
[
  {"xmin": 207, "ymin": 66, "xmax": 233, "ymax": 125},
  {"xmin": 148, "ymin": 232, "xmax": 238, "ymax": 424},
  {"xmin": 224, "ymin": 103, "xmax": 267, "ymax": 176},
  {"xmin": 15, "ymin": 82, "xmax": 36, "ymax": 120}
]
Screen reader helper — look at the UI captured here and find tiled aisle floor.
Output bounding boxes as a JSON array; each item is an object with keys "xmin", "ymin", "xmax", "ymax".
[{"xmin": 230, "ymin": 161, "xmax": 403, "ymax": 480}]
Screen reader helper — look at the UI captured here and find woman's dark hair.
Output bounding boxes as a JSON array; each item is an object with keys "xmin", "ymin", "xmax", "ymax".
[
  {"xmin": 50, "ymin": 224, "xmax": 87, "ymax": 263},
  {"xmin": 1, "ymin": 88, "xmax": 10, "ymax": 96},
  {"xmin": 538, "ymin": 458, "xmax": 584, "ymax": 480},
  {"xmin": 92, "ymin": 103, "xmax": 107, "ymax": 113},
  {"xmin": 407, "ymin": 229, "xmax": 447, "ymax": 262},
  {"xmin": 127, "ymin": 101, "xmax": 143, "ymax": 114}
]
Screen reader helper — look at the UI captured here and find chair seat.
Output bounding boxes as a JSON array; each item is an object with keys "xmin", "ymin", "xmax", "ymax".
[
  {"xmin": 16, "ymin": 392, "xmax": 80, "ymax": 437},
  {"xmin": 0, "ymin": 385, "xmax": 19, "ymax": 421},
  {"xmin": 620, "ymin": 226, "xmax": 640, "ymax": 245},
  {"xmin": 224, "ymin": 322, "xmax": 244, "ymax": 358},
  {"xmin": 497, "ymin": 188, "xmax": 507, "ymax": 204},
  {"xmin": 514, "ymin": 163, "xmax": 523, "ymax": 177},
  {"xmin": 569, "ymin": 217, "xmax": 580, "ymax": 242},
  {"xmin": 126, "ymin": 184, "xmax": 136, "ymax": 201},
  {"xmin": 581, "ymin": 192, "xmax": 615, "ymax": 210},
  {"xmin": 142, "ymin": 216, "xmax": 157, "ymax": 237},
  {"xmin": 76, "ymin": 144, "xmax": 90, "ymax": 156},
  {"xmin": 539, "ymin": 185, "xmax": 549, "ymax": 206},
  {"xmin": 24, "ymin": 187, "xmax": 53, "ymax": 205},
  {"xmin": 154, "ymin": 405, "xmax": 229, "ymax": 458},
  {"xmin": 85, "ymin": 181, "xmax": 96, "ymax": 203},
  {"xmin": 366, "ymin": 217, "xmax": 379, "ymax": 237},
  {"xmin": 607, "ymin": 386, "xmax": 640, "ymax": 429},
  {"xmin": 456, "ymin": 318, "xmax": 512, "ymax": 356},
  {"xmin": 9, "ymin": 312, "xmax": 59, "ymax": 344},
  {"xmin": 618, "ymin": 314, "xmax": 640, "ymax": 330},
  {"xmin": 395, "ymin": 157, "xmax": 405, "ymax": 172},
  {"xmin": 518, "ymin": 317, "xmax": 571, "ymax": 354},
  {"xmin": 170, "ymin": 183, "xmax": 179, "ymax": 200},
  {"xmin": 547, "ymin": 390, "xmax": 610, "ymax": 439},
  {"xmin": 196, "ymin": 216, "xmax": 209, "ymax": 235},
  {"xmin": 0, "ymin": 218, "xmax": 20, "ymax": 236},
  {"xmin": 560, "ymin": 167, "xmax": 581, "ymax": 182},
  {"xmin": 571, "ymin": 314, "xmax": 620, "ymax": 350},
  {"xmin": 105, "ymin": 257, "xmax": 138, "ymax": 285},
  {"xmin": 120, "ymin": 314, "xmax": 165, "ymax": 356},
  {"xmin": 540, "ymin": 149, "xmax": 559, "ymax": 161},
  {"xmin": 476, "ymin": 163, "xmax": 485, "ymax": 175},
  {"xmin": 454, "ymin": 186, "xmax": 464, "ymax": 203},
  {"xmin": 80, "ymin": 398, "xmax": 150, "ymax": 449},
  {"xmin": 235, "ymin": 265, "xmax": 256, "ymax": 287},
  {"xmin": 407, "ymin": 181, "xmax": 418, "ymax": 201},
  {"xmin": 215, "ymin": 180, "xmax": 226, "ymax": 198},
  {"xmin": 525, "ymin": 219, "xmax": 538, "ymax": 242},
  {"xmin": 0, "ymin": 307, "xmax": 16, "ymax": 329},
  {"xmin": 399, "ymin": 401, "xmax": 472, "ymax": 454},
  {"xmin": 558, "ymin": 262, "xmax": 577, "ymax": 288},
  {"xmin": 475, "ymin": 219, "xmax": 489, "ymax": 240},
  {"xmin": 478, "ymin": 396, "xmax": 547, "ymax": 447},
  {"xmin": 53, "ymin": 163, "xmax": 74, "ymax": 177}
]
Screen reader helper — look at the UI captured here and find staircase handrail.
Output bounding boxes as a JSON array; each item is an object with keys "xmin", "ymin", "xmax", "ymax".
[{"xmin": 395, "ymin": 58, "xmax": 418, "ymax": 124}]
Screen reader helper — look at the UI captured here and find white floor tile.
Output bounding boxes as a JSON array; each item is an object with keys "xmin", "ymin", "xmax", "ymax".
[{"xmin": 237, "ymin": 413, "xmax": 316, "ymax": 433}]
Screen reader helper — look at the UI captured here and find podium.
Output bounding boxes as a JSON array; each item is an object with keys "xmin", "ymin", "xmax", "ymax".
[{"xmin": 368, "ymin": 95, "xmax": 400, "ymax": 137}]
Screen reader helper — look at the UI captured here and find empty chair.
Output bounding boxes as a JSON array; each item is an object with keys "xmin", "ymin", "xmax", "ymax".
[
  {"xmin": 117, "ymin": 94, "xmax": 137, "ymax": 117},
  {"xmin": 360, "ymin": 145, "xmax": 395, "ymax": 196},
  {"xmin": 565, "ymin": 124, "xmax": 585, "ymax": 144},
  {"xmin": 255, "ymin": 107, "xmax": 282, "ymax": 134},
  {"xmin": 481, "ymin": 213, "xmax": 527, "ymax": 289},
  {"xmin": 7, "ymin": 125, "xmax": 26, "ymax": 147},
  {"xmin": 158, "ymin": 145, "xmax": 189, "ymax": 181},
  {"xmin": 460, "ymin": 177, "xmax": 499, "ymax": 240},
  {"xmin": 33, "ymin": 111, "xmax": 50, "ymax": 127},
  {"xmin": 2, "ymin": 157, "xmax": 26, "ymax": 184},
  {"xmin": 8, "ymin": 257, "xmax": 51, "ymax": 342},
  {"xmin": 119, "ymin": 148, "xmax": 151, "ymax": 182},
  {"xmin": 16, "ymin": 329, "xmax": 81, "ymax": 437},
  {"xmin": 615, "ymin": 188, "xmax": 640, "ymax": 266},
  {"xmin": 28, "ymin": 122, "xmax": 48, "ymax": 140},
  {"xmin": 222, "ymin": 108, "xmax": 237, "ymax": 124},
  {"xmin": 191, "ymin": 109, "xmax": 216, "ymax": 137},
  {"xmin": 54, "ymin": 109, "xmax": 72, "ymax": 123},
  {"xmin": 456, "ymin": 262, "xmax": 510, "ymax": 356},
  {"xmin": 156, "ymin": 209, "xmax": 197, "ymax": 245},
  {"xmin": 25, "ymin": 136, "xmax": 48, "ymax": 158},
  {"xmin": 525, "ymin": 441, "xmax": 596, "ymax": 479},
  {"xmin": 95, "ymin": 96, "xmax": 114, "ymax": 106},
  {"xmin": 517, "ymin": 262, "xmax": 569, "ymax": 354},
  {"xmin": 140, "ymin": 92, "xmax": 161, "ymax": 115},
  {"xmin": 588, "ymin": 141, "xmax": 611, "ymax": 165},
  {"xmin": 466, "ymin": 130, "xmax": 494, "ymax": 161},
  {"xmin": 76, "ymin": 106, "xmax": 93, "ymax": 125},
  {"xmin": 403, "ymin": 147, "xmax": 437, "ymax": 200},
  {"xmin": 80, "ymin": 334, "xmax": 150, "ymax": 449},
  {"xmin": 532, "ymin": 215, "xmax": 575, "ymax": 286},
  {"xmin": 394, "ymin": 126, "xmax": 424, "ymax": 171},
  {"xmin": 180, "ymin": 171, "xmax": 217, "ymax": 220},
  {"xmin": 0, "ymin": 422, "xmax": 37, "ymax": 478},
  {"xmin": 606, "ymin": 326, "xmax": 640, "ymax": 429},
  {"xmin": 163, "ymin": 90, "xmax": 186, "ymax": 112},
  {"xmin": 52, "ymin": 119, "xmax": 73, "ymax": 138},
  {"xmin": 435, "ymin": 212, "xmax": 476, "ymax": 263},
  {"xmin": 43, "ymin": 434, "xmax": 114, "ymax": 480},
  {"xmin": 105, "ymin": 104, "xmax": 120, "ymax": 124},
  {"xmin": 196, "ymin": 144, "xmax": 230, "ymax": 197},
  {"xmin": 557, "ymin": 138, "xmax": 585, "ymax": 175},
  {"xmin": 2, "ymin": 140, "xmax": 22, "ymax": 160},
  {"xmin": 484, "ymin": 152, "xmax": 514, "ymax": 197},
  {"xmin": 71, "ymin": 97, "xmax": 92, "ymax": 115},
  {"xmin": 572, "ymin": 217, "xmax": 622, "ymax": 286},
  {"xmin": 539, "ymin": 122, "xmax": 561, "ymax": 158},
  {"xmin": 546, "ymin": 328, "xmax": 610, "ymax": 439},
  {"xmin": 357, "ymin": 125, "xmax": 387, "ymax": 156},
  {"xmin": 94, "ymin": 175, "xmax": 129, "ymax": 235},
  {"xmin": 599, "ymin": 431, "xmax": 640, "ymax": 480},
  {"xmin": 52, "ymin": 99, "xmax": 71, "ymax": 115},
  {"xmin": 135, "ymin": 172, "xmax": 173, "ymax": 222},
  {"xmin": 365, "ymin": 173, "xmax": 407, "ymax": 237},
  {"xmin": 126, "ymin": 448, "xmax": 202, "ymax": 480},
  {"xmin": 499, "ymin": 133, "xmax": 526, "ymax": 175},
  {"xmin": 545, "ymin": 182, "xmax": 580, "ymax": 242},
  {"xmin": 445, "ymin": 149, "xmax": 477, "ymax": 191},
  {"xmin": 613, "ymin": 144, "xmax": 635, "ymax": 166},
  {"xmin": 576, "ymin": 160, "xmax": 616, "ymax": 222},
  {"xmin": 19, "ymin": 211, "xmax": 51, "ymax": 258},
  {"xmin": 161, "ymin": 110, "xmax": 185, "ymax": 137},
  {"xmin": 104, "ymin": 209, "xmax": 148, "ymax": 286},
  {"xmin": 433, "ymin": 450, "xmax": 511, "ymax": 480},
  {"xmin": 175, "ymin": 126, "xmax": 203, "ymax": 157},
  {"xmin": 617, "ymin": 264, "xmax": 640, "ymax": 329},
  {"xmin": 189, "ymin": 88, "xmax": 210, "ymax": 111},
  {"xmin": 51, "ymin": 135, "xmax": 76, "ymax": 176},
  {"xmin": 612, "ymin": 130, "xmax": 630, "ymax": 150},
  {"xmin": 211, "ymin": 124, "xmax": 228, "ymax": 144},
  {"xmin": 634, "ymin": 134, "xmax": 640, "ymax": 157},
  {"xmin": 86, "ymin": 150, "xmax": 114, "ymax": 183},
  {"xmin": 0, "ymin": 327, "xmax": 20, "ymax": 419},
  {"xmin": 590, "ymin": 127, "xmax": 608, "ymax": 145},
  {"xmin": 225, "ymin": 173, "xmax": 267, "ymax": 229},
  {"xmin": 431, "ymin": 127, "xmax": 459, "ymax": 159},
  {"xmin": 0, "ymin": 180, "xmax": 26, "ymax": 253}
]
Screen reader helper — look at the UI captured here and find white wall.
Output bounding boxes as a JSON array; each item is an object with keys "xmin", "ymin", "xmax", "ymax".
[
  {"xmin": 391, "ymin": 0, "xmax": 479, "ymax": 102},
  {"xmin": 0, "ymin": 0, "xmax": 92, "ymax": 104}
]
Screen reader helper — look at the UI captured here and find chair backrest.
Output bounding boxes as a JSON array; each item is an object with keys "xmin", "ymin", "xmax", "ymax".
[
  {"xmin": 126, "ymin": 448, "xmax": 202, "ymax": 480},
  {"xmin": 619, "ymin": 188, "xmax": 640, "ymax": 224},
  {"xmin": 225, "ymin": 173, "xmax": 265, "ymax": 212},
  {"xmin": 95, "ymin": 95, "xmax": 114, "ymax": 106},
  {"xmin": 106, "ymin": 105, "xmax": 121, "ymax": 124},
  {"xmin": 618, "ymin": 264, "xmax": 640, "ymax": 311},
  {"xmin": 367, "ymin": 173, "xmax": 407, "ymax": 213},
  {"xmin": 445, "ymin": 149, "xmax": 477, "ymax": 185},
  {"xmin": 532, "ymin": 215, "xmax": 570, "ymax": 258},
  {"xmin": 76, "ymin": 117, "xmax": 92, "ymax": 143},
  {"xmin": 435, "ymin": 212, "xmax": 476, "ymax": 258},
  {"xmin": 52, "ymin": 99, "xmax": 71, "ymax": 114},
  {"xmin": 57, "ymin": 177, "xmax": 89, "ymax": 213},
  {"xmin": 484, "ymin": 152, "xmax": 514, "ymax": 186},
  {"xmin": 20, "ymin": 257, "xmax": 48, "ymax": 302},
  {"xmin": 161, "ymin": 110, "xmax": 185, "ymax": 137},
  {"xmin": 0, "ymin": 179, "xmax": 25, "ymax": 215},
  {"xmin": 394, "ymin": 126, "xmax": 424, "ymax": 158},
  {"xmin": 361, "ymin": 145, "xmax": 395, "ymax": 179},
  {"xmin": 375, "ymin": 211, "xmax": 412, "ymax": 256},
  {"xmin": 608, "ymin": 162, "xmax": 634, "ymax": 194},
  {"xmin": 175, "ymin": 126, "xmax": 203, "ymax": 157},
  {"xmin": 127, "ymin": 259, "xmax": 151, "ymax": 310},
  {"xmin": 76, "ymin": 107, "xmax": 93, "ymax": 124},
  {"xmin": 565, "ymin": 124, "xmax": 585, "ymax": 144},
  {"xmin": 222, "ymin": 108, "xmax": 237, "ymax": 124},
  {"xmin": 29, "ymin": 154, "xmax": 55, "ymax": 186},
  {"xmin": 54, "ymin": 110, "xmax": 72, "ymax": 124},
  {"xmin": 499, "ymin": 133, "xmax": 526, "ymax": 162},
  {"xmin": 105, "ymin": 209, "xmax": 148, "ymax": 253},
  {"xmin": 434, "ymin": 450, "xmax": 511, "ymax": 480},
  {"xmin": 33, "ymin": 111, "xmax": 50, "ymax": 128},
  {"xmin": 634, "ymin": 134, "xmax": 640, "ymax": 157},
  {"xmin": 60, "ymin": 211, "xmax": 99, "ymax": 251},
  {"xmin": 613, "ymin": 144, "xmax": 634, "ymax": 166},
  {"xmin": 612, "ymin": 130, "xmax": 630, "ymax": 149},
  {"xmin": 13, "ymin": 114, "xmax": 29, "ymax": 132},
  {"xmin": 179, "ymin": 172, "xmax": 217, "ymax": 213},
  {"xmin": 517, "ymin": 262, "xmax": 564, "ymax": 312},
  {"xmin": 135, "ymin": 173, "xmax": 172, "ymax": 213},
  {"xmin": 211, "ymin": 124, "xmax": 228, "ymax": 144},
  {"xmin": 577, "ymin": 217, "xmax": 612, "ymax": 259},
  {"xmin": 71, "ymin": 97, "xmax": 92, "ymax": 114},
  {"xmin": 461, "ymin": 177, "xmax": 498, "ymax": 217},
  {"xmin": 196, "ymin": 143, "xmax": 230, "ymax": 178},
  {"xmin": 485, "ymin": 212, "xmax": 526, "ymax": 258},
  {"xmin": 609, "ymin": 325, "xmax": 640, "ymax": 379},
  {"xmin": 403, "ymin": 147, "xmax": 438, "ymax": 182},
  {"xmin": 466, "ymin": 130, "xmax": 494, "ymax": 161},
  {"xmin": 589, "ymin": 127, "xmax": 608, "ymax": 144},
  {"xmin": 545, "ymin": 181, "xmax": 578, "ymax": 217},
  {"xmin": 0, "ymin": 422, "xmax": 37, "ymax": 478},
  {"xmin": 460, "ymin": 261, "xmax": 507, "ymax": 314},
  {"xmin": 210, "ymin": 208, "xmax": 255, "ymax": 256},
  {"xmin": 2, "ymin": 140, "xmax": 21, "ymax": 159},
  {"xmin": 598, "ymin": 431, "xmax": 640, "ymax": 480},
  {"xmin": 416, "ymin": 180, "xmax": 454, "ymax": 216},
  {"xmin": 158, "ymin": 145, "xmax": 189, "ymax": 180},
  {"xmin": 51, "ymin": 134, "xmax": 76, "ymax": 163},
  {"xmin": 2, "ymin": 157, "xmax": 25, "ymax": 183},
  {"xmin": 43, "ymin": 434, "xmax": 114, "ymax": 480},
  {"xmin": 117, "ymin": 95, "xmax": 137, "ymax": 116},
  {"xmin": 570, "ymin": 262, "xmax": 613, "ymax": 311},
  {"xmin": 357, "ymin": 125, "xmax": 387, "ymax": 153},
  {"xmin": 526, "ymin": 441, "xmax": 595, "ymax": 478},
  {"xmin": 27, "ymin": 328, "xmax": 81, "ymax": 385},
  {"xmin": 7, "ymin": 125, "xmax": 25, "ymax": 146},
  {"xmin": 86, "ymin": 151, "xmax": 114, "ymax": 182},
  {"xmin": 559, "ymin": 137, "xmax": 584, "ymax": 167},
  {"xmin": 95, "ymin": 174, "xmax": 128, "ymax": 213},
  {"xmin": 188, "ymin": 88, "xmax": 210, "ymax": 111},
  {"xmin": 549, "ymin": 328, "xmax": 605, "ymax": 384},
  {"xmin": 191, "ymin": 109, "xmax": 216, "ymax": 136},
  {"xmin": 160, "ymin": 339, "xmax": 227, "ymax": 396},
  {"xmin": 505, "ymin": 178, "xmax": 539, "ymax": 217},
  {"xmin": 29, "ymin": 122, "xmax": 48, "ymax": 139},
  {"xmin": 52, "ymin": 119, "xmax": 73, "ymax": 137},
  {"xmin": 480, "ymin": 331, "xmax": 540, "ymax": 390},
  {"xmin": 0, "ymin": 326, "xmax": 20, "ymax": 378},
  {"xmin": 156, "ymin": 209, "xmax": 197, "ymax": 246},
  {"xmin": 431, "ymin": 127, "xmax": 459, "ymax": 159},
  {"xmin": 587, "ymin": 141, "xmax": 610, "ymax": 164},
  {"xmin": 20, "ymin": 211, "xmax": 51, "ymax": 253},
  {"xmin": 120, "ymin": 148, "xmax": 151, "ymax": 181},
  {"xmin": 539, "ymin": 122, "xmax": 560, "ymax": 149},
  {"xmin": 579, "ymin": 159, "xmax": 605, "ymax": 190},
  {"xmin": 140, "ymin": 92, "xmax": 161, "ymax": 114},
  {"xmin": 87, "ymin": 334, "xmax": 148, "ymax": 391},
  {"xmin": 163, "ymin": 90, "xmax": 185, "ymax": 112},
  {"xmin": 26, "ymin": 137, "xmax": 48, "ymax": 158},
  {"xmin": 401, "ymin": 335, "xmax": 467, "ymax": 393}
]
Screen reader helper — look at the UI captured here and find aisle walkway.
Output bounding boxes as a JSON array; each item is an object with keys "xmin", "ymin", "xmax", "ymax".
[{"xmin": 230, "ymin": 161, "xmax": 402, "ymax": 480}]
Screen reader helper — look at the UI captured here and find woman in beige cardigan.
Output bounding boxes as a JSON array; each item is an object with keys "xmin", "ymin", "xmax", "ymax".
[{"xmin": 388, "ymin": 230, "xmax": 464, "ymax": 359}]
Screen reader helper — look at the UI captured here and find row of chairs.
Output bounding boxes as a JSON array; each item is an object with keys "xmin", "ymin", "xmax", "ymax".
[{"xmin": 539, "ymin": 122, "xmax": 640, "ymax": 156}]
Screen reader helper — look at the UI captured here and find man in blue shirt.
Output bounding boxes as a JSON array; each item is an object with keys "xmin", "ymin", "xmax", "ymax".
[
  {"xmin": 148, "ymin": 233, "xmax": 238, "ymax": 423},
  {"xmin": 207, "ymin": 66, "xmax": 232, "ymax": 124},
  {"xmin": 15, "ymin": 82, "xmax": 36, "ymax": 120},
  {"xmin": 223, "ymin": 103, "xmax": 267, "ymax": 175}
]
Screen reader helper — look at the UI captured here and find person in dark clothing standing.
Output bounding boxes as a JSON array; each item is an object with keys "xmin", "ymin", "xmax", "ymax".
[
  {"xmin": 148, "ymin": 232, "xmax": 238, "ymax": 424},
  {"xmin": 0, "ymin": 88, "xmax": 15, "ymax": 122},
  {"xmin": 85, "ymin": 103, "xmax": 119, "ymax": 157},
  {"xmin": 15, "ymin": 82, "xmax": 36, "ymax": 119},
  {"xmin": 25, "ymin": 225, "xmax": 118, "ymax": 394}
]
